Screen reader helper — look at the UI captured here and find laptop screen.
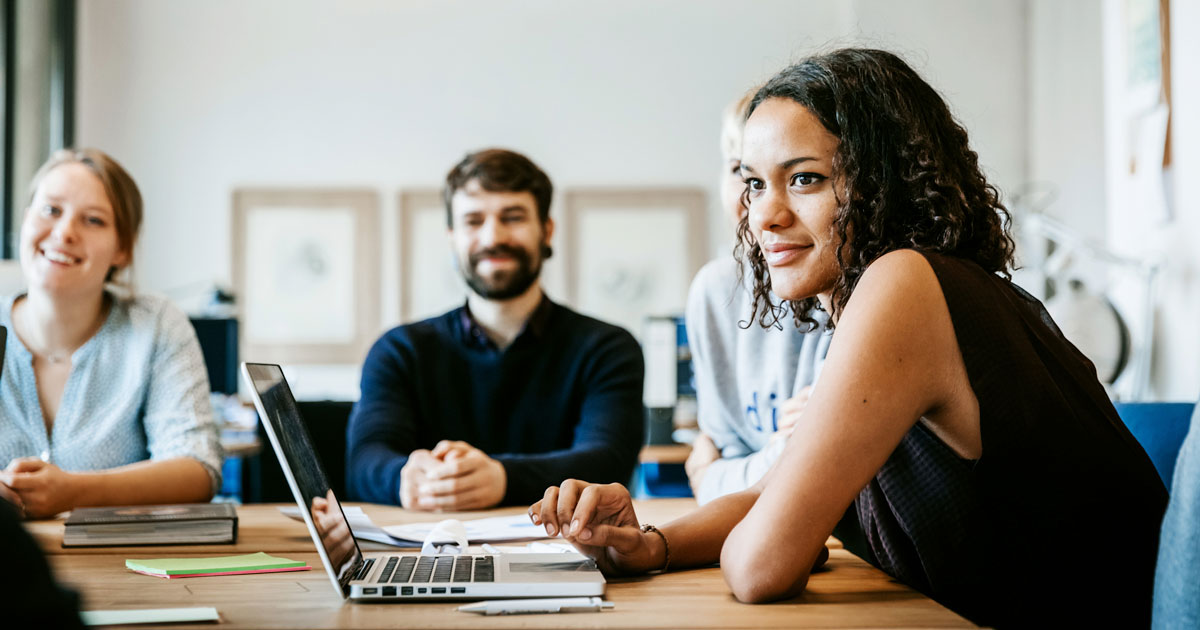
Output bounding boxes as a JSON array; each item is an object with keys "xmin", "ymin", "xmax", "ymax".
[{"xmin": 243, "ymin": 363, "xmax": 363, "ymax": 596}]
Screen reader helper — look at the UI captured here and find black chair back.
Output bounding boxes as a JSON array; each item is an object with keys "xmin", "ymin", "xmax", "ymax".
[{"xmin": 241, "ymin": 400, "xmax": 353, "ymax": 503}]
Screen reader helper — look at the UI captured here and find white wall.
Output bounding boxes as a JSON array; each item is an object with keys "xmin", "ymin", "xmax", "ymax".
[
  {"xmin": 1099, "ymin": 0, "xmax": 1199, "ymax": 401},
  {"xmin": 1153, "ymin": 0, "xmax": 1200, "ymax": 400},
  {"xmin": 850, "ymin": 0, "xmax": 1028, "ymax": 204},
  {"xmin": 75, "ymin": 0, "xmax": 1028, "ymax": 398},
  {"xmin": 1027, "ymin": 1, "xmax": 1105, "ymax": 241}
]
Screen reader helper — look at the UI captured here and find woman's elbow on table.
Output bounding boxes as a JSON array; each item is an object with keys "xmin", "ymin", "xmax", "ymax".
[{"xmin": 721, "ymin": 545, "xmax": 813, "ymax": 604}]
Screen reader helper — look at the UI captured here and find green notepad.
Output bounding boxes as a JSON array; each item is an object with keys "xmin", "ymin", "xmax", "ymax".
[{"xmin": 125, "ymin": 552, "xmax": 306, "ymax": 576}]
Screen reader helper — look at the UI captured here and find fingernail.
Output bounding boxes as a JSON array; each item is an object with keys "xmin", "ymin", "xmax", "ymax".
[
  {"xmin": 570, "ymin": 519, "xmax": 580, "ymax": 535},
  {"xmin": 546, "ymin": 524, "xmax": 557, "ymax": 536},
  {"xmin": 578, "ymin": 528, "xmax": 592, "ymax": 541},
  {"xmin": 530, "ymin": 513, "xmax": 541, "ymax": 525}
]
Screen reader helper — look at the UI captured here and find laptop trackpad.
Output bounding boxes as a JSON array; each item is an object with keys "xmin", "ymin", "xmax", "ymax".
[
  {"xmin": 499, "ymin": 554, "xmax": 604, "ymax": 583},
  {"xmin": 507, "ymin": 560, "xmax": 596, "ymax": 573}
]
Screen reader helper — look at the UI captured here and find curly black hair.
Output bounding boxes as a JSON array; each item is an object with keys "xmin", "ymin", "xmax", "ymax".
[{"xmin": 734, "ymin": 48, "xmax": 1016, "ymax": 331}]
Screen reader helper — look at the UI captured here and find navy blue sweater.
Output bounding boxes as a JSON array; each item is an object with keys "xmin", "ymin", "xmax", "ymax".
[{"xmin": 345, "ymin": 298, "xmax": 644, "ymax": 505}]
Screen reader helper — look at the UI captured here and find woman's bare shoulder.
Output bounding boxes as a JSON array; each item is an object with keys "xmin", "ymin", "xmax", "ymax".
[
  {"xmin": 862, "ymin": 248, "xmax": 936, "ymax": 281},
  {"xmin": 845, "ymin": 249, "xmax": 945, "ymax": 322}
]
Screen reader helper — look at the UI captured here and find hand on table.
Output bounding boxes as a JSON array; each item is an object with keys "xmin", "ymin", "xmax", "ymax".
[
  {"xmin": 685, "ymin": 432, "xmax": 720, "ymax": 495},
  {"xmin": 530, "ymin": 480, "xmax": 663, "ymax": 576},
  {"xmin": 0, "ymin": 458, "xmax": 81, "ymax": 519},
  {"xmin": 399, "ymin": 440, "xmax": 506, "ymax": 511}
]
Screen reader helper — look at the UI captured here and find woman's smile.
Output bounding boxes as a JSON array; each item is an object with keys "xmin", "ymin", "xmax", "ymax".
[
  {"xmin": 760, "ymin": 241, "xmax": 813, "ymax": 267},
  {"xmin": 39, "ymin": 247, "xmax": 83, "ymax": 266}
]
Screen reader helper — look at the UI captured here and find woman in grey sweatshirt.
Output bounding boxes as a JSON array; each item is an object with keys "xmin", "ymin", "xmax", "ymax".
[{"xmin": 684, "ymin": 87, "xmax": 831, "ymax": 505}]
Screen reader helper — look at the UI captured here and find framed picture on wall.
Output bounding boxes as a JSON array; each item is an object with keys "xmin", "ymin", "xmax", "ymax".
[
  {"xmin": 398, "ymin": 189, "xmax": 467, "ymax": 322},
  {"xmin": 564, "ymin": 188, "xmax": 706, "ymax": 340},
  {"xmin": 232, "ymin": 189, "xmax": 380, "ymax": 364}
]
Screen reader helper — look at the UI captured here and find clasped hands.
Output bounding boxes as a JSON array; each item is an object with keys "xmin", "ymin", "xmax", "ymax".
[
  {"xmin": 399, "ymin": 440, "xmax": 507, "ymax": 511},
  {"xmin": 0, "ymin": 457, "xmax": 80, "ymax": 519}
]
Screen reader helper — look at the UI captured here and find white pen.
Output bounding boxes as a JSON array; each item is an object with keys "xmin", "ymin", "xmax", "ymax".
[{"xmin": 457, "ymin": 597, "xmax": 614, "ymax": 616}]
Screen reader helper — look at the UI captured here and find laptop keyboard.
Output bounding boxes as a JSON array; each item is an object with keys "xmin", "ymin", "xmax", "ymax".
[{"xmin": 375, "ymin": 555, "xmax": 494, "ymax": 584}]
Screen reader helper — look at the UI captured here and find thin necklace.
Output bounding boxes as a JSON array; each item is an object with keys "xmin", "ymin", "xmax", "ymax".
[{"xmin": 16, "ymin": 297, "xmax": 107, "ymax": 365}]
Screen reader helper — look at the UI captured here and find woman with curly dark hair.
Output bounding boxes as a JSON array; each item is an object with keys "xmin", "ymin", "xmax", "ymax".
[{"xmin": 530, "ymin": 49, "xmax": 1166, "ymax": 628}]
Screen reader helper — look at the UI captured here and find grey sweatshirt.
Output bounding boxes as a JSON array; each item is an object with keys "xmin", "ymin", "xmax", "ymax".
[{"xmin": 685, "ymin": 257, "xmax": 831, "ymax": 505}]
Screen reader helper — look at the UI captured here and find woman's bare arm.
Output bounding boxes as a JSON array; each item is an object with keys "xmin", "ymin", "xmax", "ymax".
[
  {"xmin": 1, "ymin": 457, "xmax": 214, "ymax": 518},
  {"xmin": 721, "ymin": 250, "xmax": 976, "ymax": 602}
]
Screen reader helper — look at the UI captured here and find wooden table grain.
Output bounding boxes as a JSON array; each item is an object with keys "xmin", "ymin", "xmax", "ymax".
[
  {"xmin": 638, "ymin": 444, "xmax": 692, "ymax": 464},
  {"xmin": 33, "ymin": 501, "xmax": 979, "ymax": 629}
]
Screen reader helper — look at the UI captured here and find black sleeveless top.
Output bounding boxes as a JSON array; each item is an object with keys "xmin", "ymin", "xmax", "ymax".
[{"xmin": 852, "ymin": 252, "xmax": 1167, "ymax": 628}]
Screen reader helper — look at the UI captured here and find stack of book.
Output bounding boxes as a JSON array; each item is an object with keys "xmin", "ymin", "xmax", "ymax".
[{"xmin": 63, "ymin": 503, "xmax": 238, "ymax": 547}]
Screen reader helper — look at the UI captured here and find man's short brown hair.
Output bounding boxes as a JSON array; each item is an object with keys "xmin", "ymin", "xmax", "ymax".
[{"xmin": 444, "ymin": 148, "xmax": 553, "ymax": 227}]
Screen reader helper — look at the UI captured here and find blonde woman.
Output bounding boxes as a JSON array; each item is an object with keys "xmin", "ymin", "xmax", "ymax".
[{"xmin": 0, "ymin": 149, "xmax": 221, "ymax": 518}]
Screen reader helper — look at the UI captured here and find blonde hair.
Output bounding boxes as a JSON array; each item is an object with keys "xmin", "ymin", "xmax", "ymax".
[
  {"xmin": 27, "ymin": 148, "xmax": 143, "ymax": 286},
  {"xmin": 720, "ymin": 85, "xmax": 760, "ymax": 161}
]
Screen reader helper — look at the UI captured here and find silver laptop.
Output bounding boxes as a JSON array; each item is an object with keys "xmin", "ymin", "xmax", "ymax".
[{"xmin": 240, "ymin": 362, "xmax": 606, "ymax": 601}]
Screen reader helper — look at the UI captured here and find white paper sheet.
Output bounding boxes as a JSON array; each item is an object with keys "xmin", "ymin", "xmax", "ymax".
[
  {"xmin": 383, "ymin": 514, "xmax": 546, "ymax": 544},
  {"xmin": 278, "ymin": 507, "xmax": 546, "ymax": 546},
  {"xmin": 277, "ymin": 506, "xmax": 419, "ymax": 548}
]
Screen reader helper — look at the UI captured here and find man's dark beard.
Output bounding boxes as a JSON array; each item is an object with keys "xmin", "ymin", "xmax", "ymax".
[{"xmin": 463, "ymin": 244, "xmax": 542, "ymax": 300}]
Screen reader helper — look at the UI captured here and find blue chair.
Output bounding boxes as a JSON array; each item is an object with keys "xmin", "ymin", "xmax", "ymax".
[
  {"xmin": 631, "ymin": 461, "xmax": 693, "ymax": 499},
  {"xmin": 1114, "ymin": 402, "xmax": 1196, "ymax": 487}
]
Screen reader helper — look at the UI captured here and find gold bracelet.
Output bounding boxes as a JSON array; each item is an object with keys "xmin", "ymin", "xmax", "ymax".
[{"xmin": 640, "ymin": 524, "xmax": 670, "ymax": 573}]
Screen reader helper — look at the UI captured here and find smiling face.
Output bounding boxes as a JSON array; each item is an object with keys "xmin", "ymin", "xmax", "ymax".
[
  {"xmin": 448, "ymin": 179, "xmax": 554, "ymax": 301},
  {"xmin": 20, "ymin": 162, "xmax": 129, "ymax": 297},
  {"xmin": 741, "ymin": 97, "xmax": 841, "ymax": 305}
]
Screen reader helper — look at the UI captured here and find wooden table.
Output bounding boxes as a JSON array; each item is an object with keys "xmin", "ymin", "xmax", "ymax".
[
  {"xmin": 638, "ymin": 444, "xmax": 692, "ymax": 464},
  {"xmin": 31, "ymin": 501, "xmax": 978, "ymax": 629}
]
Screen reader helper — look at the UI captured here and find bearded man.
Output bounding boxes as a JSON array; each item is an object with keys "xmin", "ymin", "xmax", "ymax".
[{"xmin": 346, "ymin": 149, "xmax": 644, "ymax": 510}]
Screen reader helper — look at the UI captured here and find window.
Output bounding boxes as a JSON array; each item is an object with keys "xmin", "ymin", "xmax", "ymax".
[{"xmin": 0, "ymin": 0, "xmax": 74, "ymax": 259}]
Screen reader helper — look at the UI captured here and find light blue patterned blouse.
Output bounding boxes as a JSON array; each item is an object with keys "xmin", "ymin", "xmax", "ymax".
[{"xmin": 0, "ymin": 292, "xmax": 222, "ymax": 492}]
